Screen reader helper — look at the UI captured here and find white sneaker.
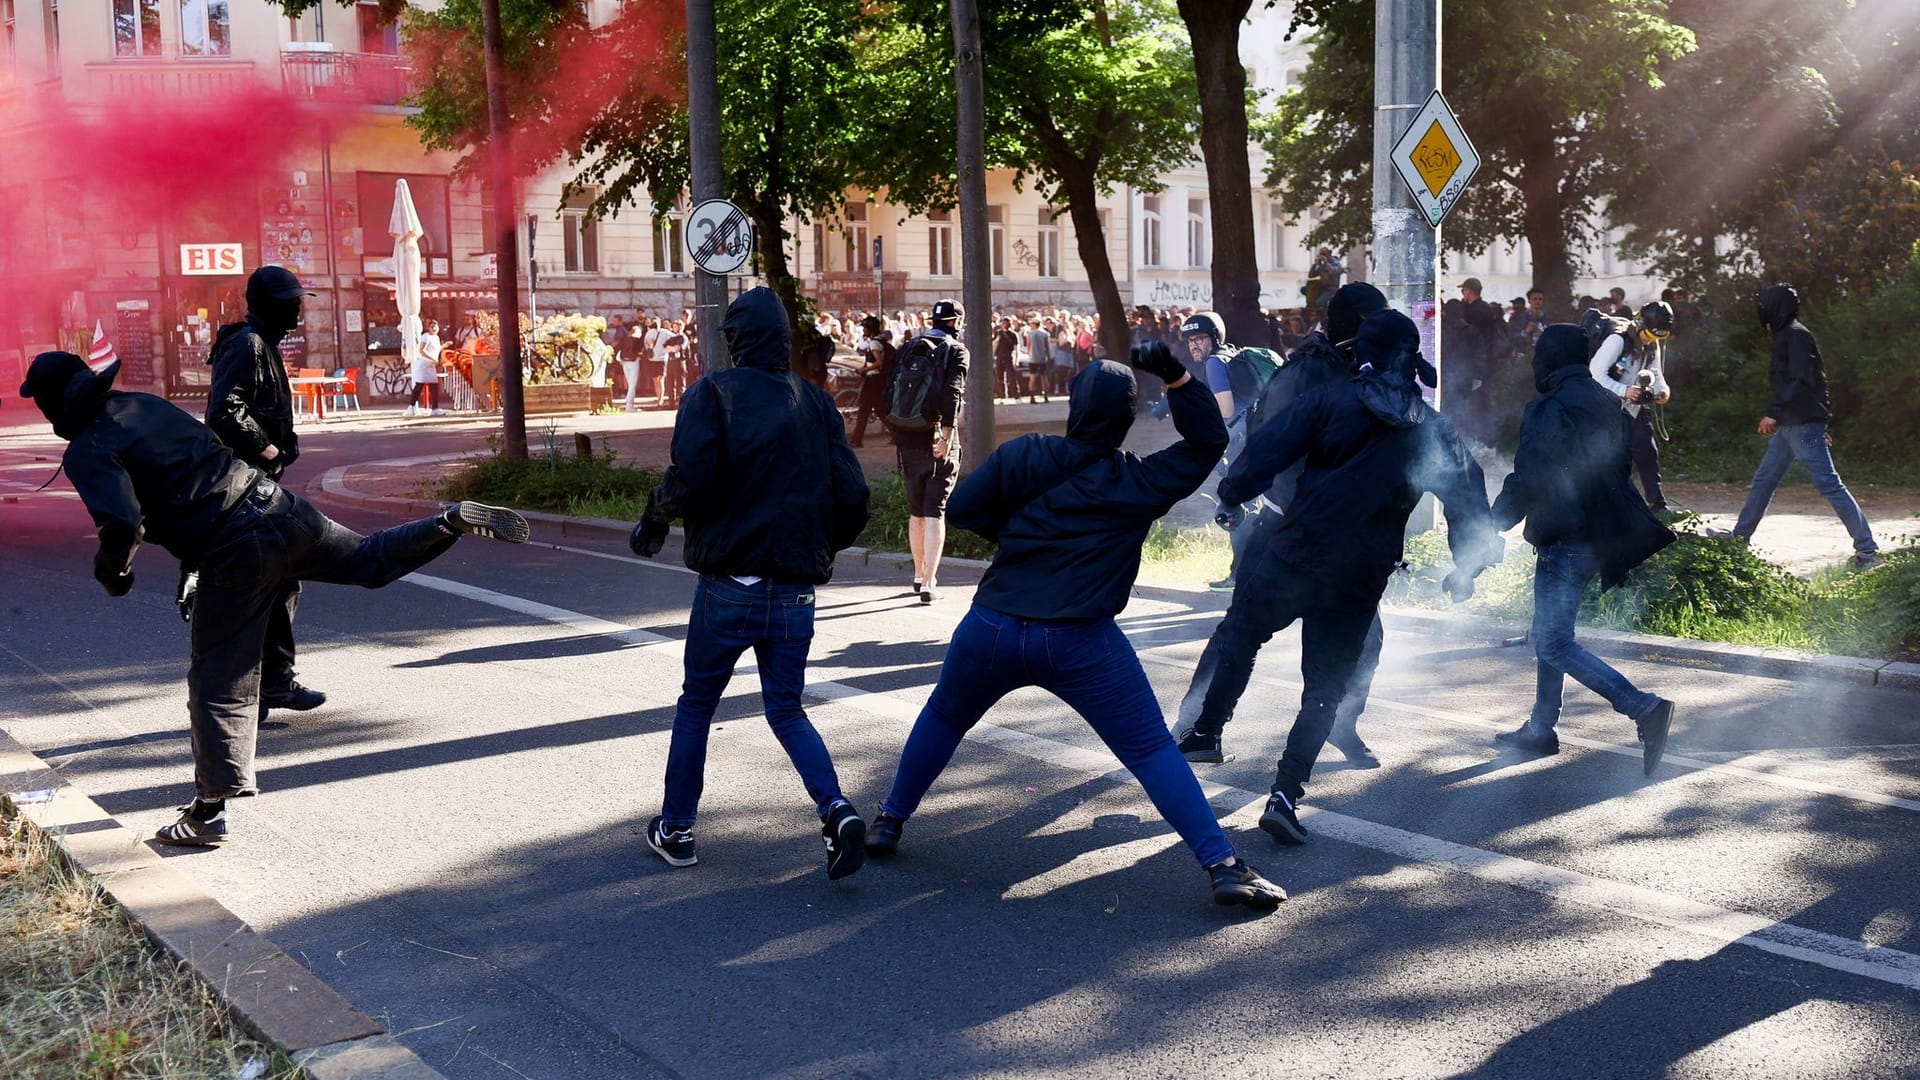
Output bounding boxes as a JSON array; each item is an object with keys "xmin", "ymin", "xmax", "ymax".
[
  {"xmin": 402, "ymin": 405, "xmax": 417, "ymax": 417},
  {"xmin": 429, "ymin": 409, "xmax": 448, "ymax": 416}
]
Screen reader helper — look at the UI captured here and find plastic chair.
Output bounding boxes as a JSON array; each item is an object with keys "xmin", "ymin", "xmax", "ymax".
[
  {"xmin": 295, "ymin": 368, "xmax": 326, "ymax": 419},
  {"xmin": 330, "ymin": 368, "xmax": 361, "ymax": 413}
]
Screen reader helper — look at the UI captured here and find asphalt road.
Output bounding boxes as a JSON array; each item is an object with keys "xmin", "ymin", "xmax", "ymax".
[{"xmin": 3, "ymin": 419, "xmax": 1919, "ymax": 1079}]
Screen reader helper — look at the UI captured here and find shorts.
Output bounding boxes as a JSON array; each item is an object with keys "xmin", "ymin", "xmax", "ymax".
[{"xmin": 897, "ymin": 440, "xmax": 958, "ymax": 519}]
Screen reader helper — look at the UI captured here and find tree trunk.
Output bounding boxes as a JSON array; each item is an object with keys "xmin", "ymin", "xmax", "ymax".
[
  {"xmin": 1517, "ymin": 115, "xmax": 1574, "ymax": 315},
  {"xmin": 1057, "ymin": 161, "xmax": 1133, "ymax": 379},
  {"xmin": 1177, "ymin": 0, "xmax": 1265, "ymax": 347},
  {"xmin": 744, "ymin": 193, "xmax": 806, "ymax": 344}
]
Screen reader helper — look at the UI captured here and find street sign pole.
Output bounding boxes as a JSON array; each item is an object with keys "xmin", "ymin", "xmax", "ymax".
[
  {"xmin": 686, "ymin": 0, "xmax": 730, "ymax": 371},
  {"xmin": 1372, "ymin": 0, "xmax": 1438, "ymax": 346}
]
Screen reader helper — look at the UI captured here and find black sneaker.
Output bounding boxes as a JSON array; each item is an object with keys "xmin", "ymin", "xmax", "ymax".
[
  {"xmin": 1208, "ymin": 577, "xmax": 1236, "ymax": 593},
  {"xmin": 823, "ymin": 801, "xmax": 867, "ymax": 880},
  {"xmin": 920, "ymin": 585, "xmax": 940, "ymax": 605},
  {"xmin": 1637, "ymin": 698, "xmax": 1675, "ymax": 776},
  {"xmin": 442, "ymin": 501, "xmax": 531, "ymax": 544},
  {"xmin": 1209, "ymin": 857, "xmax": 1287, "ymax": 908},
  {"xmin": 646, "ymin": 815, "xmax": 698, "ymax": 867},
  {"xmin": 1328, "ymin": 732, "xmax": 1380, "ymax": 769},
  {"xmin": 154, "ymin": 802, "xmax": 228, "ymax": 847},
  {"xmin": 1258, "ymin": 789, "xmax": 1309, "ymax": 845},
  {"xmin": 1175, "ymin": 725, "xmax": 1234, "ymax": 765},
  {"xmin": 866, "ymin": 812, "xmax": 904, "ymax": 857},
  {"xmin": 1494, "ymin": 723, "xmax": 1560, "ymax": 756},
  {"xmin": 261, "ymin": 681, "xmax": 326, "ymax": 712},
  {"xmin": 911, "ymin": 578, "xmax": 924, "ymax": 596}
]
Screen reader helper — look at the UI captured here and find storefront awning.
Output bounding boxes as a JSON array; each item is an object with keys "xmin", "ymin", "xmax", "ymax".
[{"xmin": 367, "ymin": 278, "xmax": 500, "ymax": 301}]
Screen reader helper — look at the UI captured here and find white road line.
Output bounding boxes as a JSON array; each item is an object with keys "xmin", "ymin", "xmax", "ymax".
[{"xmin": 397, "ymin": 572, "xmax": 1920, "ymax": 992}]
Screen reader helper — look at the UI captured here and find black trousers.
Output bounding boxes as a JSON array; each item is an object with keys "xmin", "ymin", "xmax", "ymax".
[
  {"xmin": 1179, "ymin": 537, "xmax": 1385, "ymax": 800},
  {"xmin": 188, "ymin": 481, "xmax": 459, "ymax": 798},
  {"xmin": 263, "ymin": 581, "xmax": 300, "ymax": 691},
  {"xmin": 850, "ymin": 392, "xmax": 889, "ymax": 446},
  {"xmin": 1629, "ymin": 408, "xmax": 1665, "ymax": 509}
]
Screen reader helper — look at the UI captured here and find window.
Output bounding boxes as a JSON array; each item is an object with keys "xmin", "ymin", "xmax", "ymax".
[
  {"xmin": 478, "ymin": 180, "xmax": 495, "ymax": 254},
  {"xmin": 652, "ymin": 205, "xmax": 684, "ymax": 274},
  {"xmin": 927, "ymin": 209, "xmax": 953, "ymax": 277},
  {"xmin": 561, "ymin": 189, "xmax": 598, "ymax": 273},
  {"xmin": 2, "ymin": 0, "xmax": 16, "ymax": 85},
  {"xmin": 1141, "ymin": 195, "xmax": 1161, "ymax": 268},
  {"xmin": 1187, "ymin": 196, "xmax": 1208, "ymax": 268},
  {"xmin": 842, "ymin": 202, "xmax": 869, "ymax": 273},
  {"xmin": 113, "ymin": 0, "xmax": 160, "ymax": 57},
  {"xmin": 43, "ymin": 0, "xmax": 58, "ymax": 72},
  {"xmin": 1037, "ymin": 207, "xmax": 1061, "ymax": 278},
  {"xmin": 179, "ymin": 0, "xmax": 230, "ymax": 56},
  {"xmin": 356, "ymin": 2, "xmax": 398, "ymax": 55},
  {"xmin": 811, "ymin": 223, "xmax": 824, "ymax": 272},
  {"xmin": 1268, "ymin": 203, "xmax": 1286, "ymax": 270},
  {"xmin": 987, "ymin": 204, "xmax": 1005, "ymax": 277}
]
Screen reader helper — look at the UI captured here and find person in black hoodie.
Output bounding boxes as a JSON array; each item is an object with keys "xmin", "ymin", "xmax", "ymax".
[
  {"xmin": 629, "ymin": 286, "xmax": 873, "ymax": 880},
  {"xmin": 205, "ymin": 265, "xmax": 321, "ymax": 713},
  {"xmin": 1490, "ymin": 325, "xmax": 1678, "ymax": 775},
  {"xmin": 1175, "ymin": 282, "xmax": 1399, "ymax": 770},
  {"xmin": 1192, "ymin": 310, "xmax": 1501, "ymax": 846},
  {"xmin": 14, "ymin": 351, "xmax": 528, "ymax": 847},
  {"xmin": 1727, "ymin": 284, "xmax": 1880, "ymax": 570},
  {"xmin": 863, "ymin": 343, "xmax": 1288, "ymax": 910}
]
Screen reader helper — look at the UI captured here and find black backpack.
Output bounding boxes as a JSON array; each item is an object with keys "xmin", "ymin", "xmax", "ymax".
[{"xmin": 884, "ymin": 334, "xmax": 952, "ymax": 431}]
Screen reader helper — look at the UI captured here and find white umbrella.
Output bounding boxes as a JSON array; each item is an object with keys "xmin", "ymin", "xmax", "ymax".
[{"xmin": 389, "ymin": 178, "xmax": 425, "ymax": 383}]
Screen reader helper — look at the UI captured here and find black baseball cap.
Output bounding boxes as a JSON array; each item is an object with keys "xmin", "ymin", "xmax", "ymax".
[{"xmin": 248, "ymin": 264, "xmax": 316, "ymax": 300}]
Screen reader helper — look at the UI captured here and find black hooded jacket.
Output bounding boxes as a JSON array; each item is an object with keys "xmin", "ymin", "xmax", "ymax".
[
  {"xmin": 20, "ymin": 358, "xmax": 259, "ymax": 584},
  {"xmin": 644, "ymin": 287, "xmax": 869, "ymax": 584},
  {"xmin": 1492, "ymin": 325, "xmax": 1674, "ymax": 586},
  {"xmin": 1220, "ymin": 311, "xmax": 1498, "ymax": 593},
  {"xmin": 1757, "ymin": 284, "xmax": 1830, "ymax": 425},
  {"xmin": 207, "ymin": 314, "xmax": 298, "ymax": 476},
  {"xmin": 1241, "ymin": 283, "xmax": 1391, "ymax": 507},
  {"xmin": 952, "ymin": 360, "xmax": 1227, "ymax": 620}
]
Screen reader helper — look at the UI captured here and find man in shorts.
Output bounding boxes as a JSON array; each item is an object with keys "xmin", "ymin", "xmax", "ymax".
[{"xmin": 892, "ymin": 299, "xmax": 969, "ymax": 603}]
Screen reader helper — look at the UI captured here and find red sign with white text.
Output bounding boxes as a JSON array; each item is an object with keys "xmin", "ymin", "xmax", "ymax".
[{"xmin": 178, "ymin": 244, "xmax": 245, "ymax": 276}]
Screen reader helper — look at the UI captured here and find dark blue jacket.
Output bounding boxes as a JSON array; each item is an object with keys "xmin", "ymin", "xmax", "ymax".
[
  {"xmin": 645, "ymin": 288, "xmax": 869, "ymax": 584},
  {"xmin": 1758, "ymin": 284, "xmax": 1830, "ymax": 425},
  {"xmin": 952, "ymin": 361, "xmax": 1227, "ymax": 620}
]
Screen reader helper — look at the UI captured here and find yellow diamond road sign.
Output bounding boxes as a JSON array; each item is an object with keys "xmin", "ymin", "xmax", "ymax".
[{"xmin": 1390, "ymin": 90, "xmax": 1480, "ymax": 227}]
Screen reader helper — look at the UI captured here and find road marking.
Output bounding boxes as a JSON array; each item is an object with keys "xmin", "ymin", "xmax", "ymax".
[{"xmin": 397, "ymin": 573, "xmax": 1920, "ymax": 992}]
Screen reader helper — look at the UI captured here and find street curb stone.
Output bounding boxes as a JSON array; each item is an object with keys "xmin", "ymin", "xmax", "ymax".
[
  {"xmin": 311, "ymin": 459, "xmax": 1914, "ymax": 692},
  {"xmin": 0, "ymin": 728, "xmax": 446, "ymax": 1080}
]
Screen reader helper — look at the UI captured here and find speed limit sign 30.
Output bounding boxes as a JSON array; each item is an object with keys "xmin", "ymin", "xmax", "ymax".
[{"xmin": 685, "ymin": 199, "xmax": 755, "ymax": 276}]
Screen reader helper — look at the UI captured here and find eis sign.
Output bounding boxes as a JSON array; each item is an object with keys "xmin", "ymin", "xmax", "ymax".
[{"xmin": 179, "ymin": 243, "xmax": 245, "ymax": 276}]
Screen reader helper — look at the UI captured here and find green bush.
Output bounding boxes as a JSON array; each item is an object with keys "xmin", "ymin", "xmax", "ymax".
[
  {"xmin": 432, "ymin": 443, "xmax": 657, "ymax": 519},
  {"xmin": 1585, "ymin": 516, "xmax": 1811, "ymax": 636},
  {"xmin": 857, "ymin": 470, "xmax": 997, "ymax": 561}
]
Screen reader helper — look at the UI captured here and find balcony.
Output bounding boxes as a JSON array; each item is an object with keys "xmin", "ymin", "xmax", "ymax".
[
  {"xmin": 281, "ymin": 48, "xmax": 414, "ymax": 108},
  {"xmin": 83, "ymin": 59, "xmax": 260, "ymax": 100}
]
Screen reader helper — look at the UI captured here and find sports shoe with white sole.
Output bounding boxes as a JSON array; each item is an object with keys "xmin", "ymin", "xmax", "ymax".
[
  {"xmin": 1259, "ymin": 789, "xmax": 1310, "ymax": 845},
  {"xmin": 823, "ymin": 801, "xmax": 867, "ymax": 880},
  {"xmin": 154, "ymin": 803, "xmax": 228, "ymax": 847},
  {"xmin": 1209, "ymin": 858, "xmax": 1287, "ymax": 908},
  {"xmin": 646, "ymin": 815, "xmax": 698, "ymax": 867},
  {"xmin": 442, "ymin": 501, "xmax": 531, "ymax": 544}
]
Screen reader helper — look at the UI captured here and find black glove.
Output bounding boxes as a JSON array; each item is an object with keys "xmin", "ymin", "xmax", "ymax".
[
  {"xmin": 629, "ymin": 517, "xmax": 670, "ymax": 559},
  {"xmin": 1214, "ymin": 506, "xmax": 1244, "ymax": 532},
  {"xmin": 1130, "ymin": 341, "xmax": 1188, "ymax": 386},
  {"xmin": 176, "ymin": 569, "xmax": 198, "ymax": 623},
  {"xmin": 99, "ymin": 571, "xmax": 134, "ymax": 598},
  {"xmin": 1442, "ymin": 567, "xmax": 1476, "ymax": 603}
]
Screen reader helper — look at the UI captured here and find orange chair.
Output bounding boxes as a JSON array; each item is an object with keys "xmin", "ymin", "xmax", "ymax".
[
  {"xmin": 295, "ymin": 367, "xmax": 327, "ymax": 420},
  {"xmin": 330, "ymin": 368, "xmax": 361, "ymax": 413}
]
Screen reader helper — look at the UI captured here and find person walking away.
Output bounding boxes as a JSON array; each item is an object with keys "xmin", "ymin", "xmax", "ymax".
[
  {"xmin": 627, "ymin": 287, "xmax": 872, "ymax": 878},
  {"xmin": 649, "ymin": 316, "xmax": 675, "ymax": 404},
  {"xmin": 865, "ymin": 342, "xmax": 1287, "ymax": 910},
  {"xmin": 1183, "ymin": 311, "xmax": 1500, "ymax": 845},
  {"xmin": 619, "ymin": 314, "xmax": 646, "ymax": 411},
  {"xmin": 1025, "ymin": 316, "xmax": 1052, "ymax": 403},
  {"xmin": 885, "ymin": 300, "xmax": 969, "ymax": 602},
  {"xmin": 850, "ymin": 315, "xmax": 894, "ymax": 448},
  {"xmin": 1585, "ymin": 301, "xmax": 1673, "ymax": 510},
  {"xmin": 418, "ymin": 320, "xmax": 445, "ymax": 415},
  {"xmin": 1175, "ymin": 283, "xmax": 1398, "ymax": 769},
  {"xmin": 17, "ymin": 351, "xmax": 529, "ymax": 846},
  {"xmin": 1491, "ymin": 324, "xmax": 1679, "ymax": 773},
  {"xmin": 663, "ymin": 319, "xmax": 690, "ymax": 407},
  {"xmin": 205, "ymin": 266, "xmax": 321, "ymax": 713},
  {"xmin": 1724, "ymin": 285, "xmax": 1881, "ymax": 570}
]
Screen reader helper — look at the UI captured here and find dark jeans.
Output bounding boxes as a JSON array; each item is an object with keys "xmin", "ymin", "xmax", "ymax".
[
  {"xmin": 1529, "ymin": 542, "xmax": 1660, "ymax": 732},
  {"xmin": 190, "ymin": 481, "xmax": 459, "ymax": 798},
  {"xmin": 850, "ymin": 391, "xmax": 889, "ymax": 447},
  {"xmin": 882, "ymin": 604, "xmax": 1236, "ymax": 869},
  {"xmin": 1732, "ymin": 421, "xmax": 1877, "ymax": 556},
  {"xmin": 1629, "ymin": 408, "xmax": 1665, "ymax": 510},
  {"xmin": 263, "ymin": 581, "xmax": 300, "ymax": 691},
  {"xmin": 1185, "ymin": 548, "xmax": 1381, "ymax": 801},
  {"xmin": 660, "ymin": 576, "xmax": 844, "ymax": 829}
]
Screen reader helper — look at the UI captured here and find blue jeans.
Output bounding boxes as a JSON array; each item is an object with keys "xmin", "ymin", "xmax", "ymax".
[
  {"xmin": 1530, "ymin": 543, "xmax": 1660, "ymax": 732},
  {"xmin": 660, "ymin": 576, "xmax": 844, "ymax": 829},
  {"xmin": 1732, "ymin": 421, "xmax": 1877, "ymax": 556},
  {"xmin": 881, "ymin": 605, "xmax": 1237, "ymax": 869}
]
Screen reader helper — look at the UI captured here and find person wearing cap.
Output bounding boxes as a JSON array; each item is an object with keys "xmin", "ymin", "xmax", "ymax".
[
  {"xmin": 1443, "ymin": 276, "xmax": 1509, "ymax": 446},
  {"xmin": 1191, "ymin": 311, "xmax": 1501, "ymax": 846},
  {"xmin": 1587, "ymin": 300, "xmax": 1674, "ymax": 510},
  {"xmin": 14, "ymin": 350, "xmax": 531, "ymax": 847},
  {"xmin": 205, "ymin": 264, "xmax": 322, "ymax": 713},
  {"xmin": 863, "ymin": 342, "xmax": 1287, "ymax": 910},
  {"xmin": 889, "ymin": 298, "xmax": 969, "ymax": 603}
]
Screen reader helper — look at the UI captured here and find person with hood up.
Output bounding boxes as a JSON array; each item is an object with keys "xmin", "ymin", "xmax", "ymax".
[
  {"xmin": 1173, "ymin": 283, "xmax": 1419, "ymax": 771},
  {"xmin": 14, "ymin": 351, "xmax": 530, "ymax": 847},
  {"xmin": 1189, "ymin": 310, "xmax": 1501, "ymax": 847},
  {"xmin": 628, "ymin": 287, "xmax": 873, "ymax": 880},
  {"xmin": 1491, "ymin": 325, "xmax": 1679, "ymax": 774},
  {"xmin": 862, "ymin": 342, "xmax": 1288, "ymax": 910},
  {"xmin": 1724, "ymin": 285, "xmax": 1881, "ymax": 570},
  {"xmin": 204, "ymin": 265, "xmax": 322, "ymax": 713}
]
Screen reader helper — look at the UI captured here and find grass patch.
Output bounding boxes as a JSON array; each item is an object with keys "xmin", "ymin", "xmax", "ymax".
[
  {"xmin": 1138, "ymin": 523, "xmax": 1233, "ymax": 587},
  {"xmin": 0, "ymin": 814, "xmax": 299, "ymax": 1080},
  {"xmin": 430, "ymin": 440, "xmax": 659, "ymax": 520}
]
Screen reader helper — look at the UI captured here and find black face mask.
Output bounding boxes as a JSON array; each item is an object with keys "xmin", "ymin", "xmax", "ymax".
[{"xmin": 256, "ymin": 296, "xmax": 302, "ymax": 336}]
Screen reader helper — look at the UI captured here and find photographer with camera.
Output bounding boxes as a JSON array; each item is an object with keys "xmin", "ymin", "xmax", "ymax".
[{"xmin": 1587, "ymin": 301, "xmax": 1674, "ymax": 510}]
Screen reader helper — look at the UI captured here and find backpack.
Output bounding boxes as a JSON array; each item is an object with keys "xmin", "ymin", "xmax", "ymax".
[
  {"xmin": 884, "ymin": 334, "xmax": 952, "ymax": 431},
  {"xmin": 1579, "ymin": 308, "xmax": 1633, "ymax": 359},
  {"xmin": 1236, "ymin": 346, "xmax": 1282, "ymax": 390}
]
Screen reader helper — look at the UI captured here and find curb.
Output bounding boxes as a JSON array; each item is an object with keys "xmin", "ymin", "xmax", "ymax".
[
  {"xmin": 310, "ymin": 459, "xmax": 1918, "ymax": 693},
  {"xmin": 0, "ymin": 729, "xmax": 445, "ymax": 1080}
]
